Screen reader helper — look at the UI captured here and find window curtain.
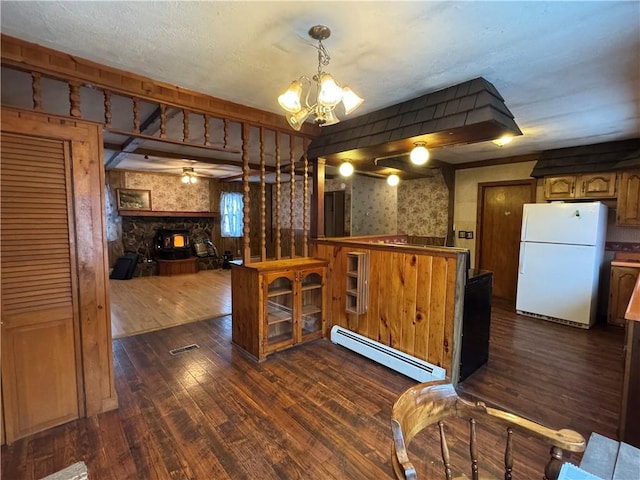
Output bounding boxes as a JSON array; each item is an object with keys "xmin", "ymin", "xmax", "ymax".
[{"xmin": 220, "ymin": 192, "xmax": 243, "ymax": 237}]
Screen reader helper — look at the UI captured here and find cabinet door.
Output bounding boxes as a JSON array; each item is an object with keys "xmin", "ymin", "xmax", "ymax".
[
  {"xmin": 608, "ymin": 266, "xmax": 640, "ymax": 326},
  {"xmin": 1, "ymin": 133, "xmax": 80, "ymax": 442},
  {"xmin": 617, "ymin": 170, "xmax": 640, "ymax": 226},
  {"xmin": 544, "ymin": 176, "xmax": 576, "ymax": 199},
  {"xmin": 263, "ymin": 272, "xmax": 295, "ymax": 351},
  {"xmin": 578, "ymin": 172, "xmax": 616, "ymax": 198},
  {"xmin": 299, "ymin": 268, "xmax": 325, "ymax": 341}
]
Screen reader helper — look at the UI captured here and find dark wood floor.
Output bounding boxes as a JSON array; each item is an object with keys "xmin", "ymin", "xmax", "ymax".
[{"xmin": 1, "ymin": 300, "xmax": 625, "ymax": 479}]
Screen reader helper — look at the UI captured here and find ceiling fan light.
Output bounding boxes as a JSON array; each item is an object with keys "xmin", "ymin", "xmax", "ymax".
[
  {"xmin": 286, "ymin": 108, "xmax": 311, "ymax": 131},
  {"xmin": 339, "ymin": 161, "xmax": 354, "ymax": 177},
  {"xmin": 387, "ymin": 174, "xmax": 400, "ymax": 187},
  {"xmin": 278, "ymin": 80, "xmax": 303, "ymax": 113},
  {"xmin": 190, "ymin": 175, "xmax": 198, "ymax": 184},
  {"xmin": 410, "ymin": 143, "xmax": 429, "ymax": 165},
  {"xmin": 341, "ymin": 86, "xmax": 364, "ymax": 115},
  {"xmin": 181, "ymin": 174, "xmax": 190, "ymax": 184},
  {"xmin": 317, "ymin": 73, "xmax": 343, "ymax": 107}
]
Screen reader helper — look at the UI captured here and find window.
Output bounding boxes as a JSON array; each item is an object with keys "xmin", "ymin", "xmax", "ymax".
[{"xmin": 220, "ymin": 192, "xmax": 243, "ymax": 237}]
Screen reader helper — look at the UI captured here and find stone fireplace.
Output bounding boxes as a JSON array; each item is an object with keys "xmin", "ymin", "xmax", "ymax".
[{"xmin": 121, "ymin": 216, "xmax": 216, "ymax": 272}]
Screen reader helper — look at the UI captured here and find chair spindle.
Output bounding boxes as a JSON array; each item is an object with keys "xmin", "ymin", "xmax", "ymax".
[
  {"xmin": 438, "ymin": 421, "xmax": 453, "ymax": 480},
  {"xmin": 470, "ymin": 418, "xmax": 479, "ymax": 480},
  {"xmin": 504, "ymin": 427, "xmax": 513, "ymax": 480},
  {"xmin": 544, "ymin": 446, "xmax": 564, "ymax": 480}
]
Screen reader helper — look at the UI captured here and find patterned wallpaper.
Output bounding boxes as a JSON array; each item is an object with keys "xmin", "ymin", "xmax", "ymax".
[
  {"xmin": 351, "ymin": 175, "xmax": 397, "ymax": 235},
  {"xmin": 326, "ymin": 177, "xmax": 352, "ymax": 235},
  {"xmin": 397, "ymin": 173, "xmax": 449, "ymax": 237},
  {"xmin": 125, "ymin": 172, "xmax": 210, "ymax": 211},
  {"xmin": 275, "ymin": 180, "xmax": 312, "ymax": 230}
]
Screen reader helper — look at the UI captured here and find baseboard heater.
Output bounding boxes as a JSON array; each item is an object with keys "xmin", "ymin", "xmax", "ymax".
[{"xmin": 330, "ymin": 326, "xmax": 446, "ymax": 383}]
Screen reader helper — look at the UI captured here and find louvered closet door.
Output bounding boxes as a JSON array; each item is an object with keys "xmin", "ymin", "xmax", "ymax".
[{"xmin": 1, "ymin": 133, "xmax": 80, "ymax": 442}]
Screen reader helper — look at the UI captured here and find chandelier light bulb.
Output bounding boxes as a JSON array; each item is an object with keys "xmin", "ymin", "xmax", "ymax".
[
  {"xmin": 339, "ymin": 161, "xmax": 354, "ymax": 177},
  {"xmin": 190, "ymin": 176, "xmax": 198, "ymax": 184},
  {"xmin": 317, "ymin": 74, "xmax": 343, "ymax": 107},
  {"xmin": 278, "ymin": 80, "xmax": 303, "ymax": 113},
  {"xmin": 182, "ymin": 174, "xmax": 190, "ymax": 184},
  {"xmin": 410, "ymin": 142, "xmax": 429, "ymax": 165},
  {"xmin": 387, "ymin": 174, "xmax": 400, "ymax": 187},
  {"xmin": 341, "ymin": 86, "xmax": 364, "ymax": 115}
]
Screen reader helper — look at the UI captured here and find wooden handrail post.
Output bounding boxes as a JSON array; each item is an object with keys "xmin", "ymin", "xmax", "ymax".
[
  {"xmin": 242, "ymin": 122, "xmax": 251, "ymax": 264},
  {"xmin": 311, "ymin": 157, "xmax": 325, "ymax": 239}
]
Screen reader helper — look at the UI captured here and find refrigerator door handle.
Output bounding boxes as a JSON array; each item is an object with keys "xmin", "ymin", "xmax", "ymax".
[
  {"xmin": 521, "ymin": 210, "xmax": 529, "ymax": 241},
  {"xmin": 519, "ymin": 243, "xmax": 526, "ymax": 274}
]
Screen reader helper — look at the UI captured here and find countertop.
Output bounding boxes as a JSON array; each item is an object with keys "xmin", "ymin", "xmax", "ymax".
[
  {"xmin": 612, "ymin": 260, "xmax": 640, "ymax": 268},
  {"xmin": 624, "ymin": 275, "xmax": 640, "ymax": 322}
]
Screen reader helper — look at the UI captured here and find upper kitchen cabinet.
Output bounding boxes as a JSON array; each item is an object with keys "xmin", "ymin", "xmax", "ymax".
[
  {"xmin": 544, "ymin": 172, "xmax": 617, "ymax": 200},
  {"xmin": 617, "ymin": 170, "xmax": 640, "ymax": 226}
]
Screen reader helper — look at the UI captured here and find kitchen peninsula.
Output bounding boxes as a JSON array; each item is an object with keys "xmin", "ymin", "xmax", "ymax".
[{"xmin": 621, "ymin": 276, "xmax": 640, "ymax": 448}]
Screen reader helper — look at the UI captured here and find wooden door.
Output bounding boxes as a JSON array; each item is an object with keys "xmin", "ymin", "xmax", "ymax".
[
  {"xmin": 1, "ymin": 133, "xmax": 81, "ymax": 442},
  {"xmin": 324, "ymin": 191, "xmax": 345, "ymax": 237},
  {"xmin": 477, "ymin": 181, "xmax": 536, "ymax": 301}
]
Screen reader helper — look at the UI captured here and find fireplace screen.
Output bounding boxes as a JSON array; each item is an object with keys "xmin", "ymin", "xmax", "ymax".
[{"xmin": 155, "ymin": 228, "xmax": 191, "ymax": 259}]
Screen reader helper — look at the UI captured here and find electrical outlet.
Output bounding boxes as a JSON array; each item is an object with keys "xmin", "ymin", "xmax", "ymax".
[
  {"xmin": 458, "ymin": 230, "xmax": 466, "ymax": 238},
  {"xmin": 465, "ymin": 231, "xmax": 474, "ymax": 239}
]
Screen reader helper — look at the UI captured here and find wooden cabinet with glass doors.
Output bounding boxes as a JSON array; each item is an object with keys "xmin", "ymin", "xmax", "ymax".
[{"xmin": 231, "ymin": 258, "xmax": 327, "ymax": 361}]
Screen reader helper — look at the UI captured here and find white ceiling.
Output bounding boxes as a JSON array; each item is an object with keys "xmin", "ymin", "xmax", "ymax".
[{"xmin": 1, "ymin": 1, "xmax": 639, "ymax": 177}]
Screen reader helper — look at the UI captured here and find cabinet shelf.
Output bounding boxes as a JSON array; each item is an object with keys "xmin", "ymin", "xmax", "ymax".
[
  {"xmin": 301, "ymin": 284, "xmax": 322, "ymax": 292},
  {"xmin": 267, "ymin": 288, "xmax": 292, "ymax": 298},
  {"xmin": 267, "ymin": 332, "xmax": 292, "ymax": 345},
  {"xmin": 267, "ymin": 313, "xmax": 292, "ymax": 325},
  {"xmin": 345, "ymin": 252, "xmax": 369, "ymax": 315},
  {"xmin": 302, "ymin": 305, "xmax": 322, "ymax": 316}
]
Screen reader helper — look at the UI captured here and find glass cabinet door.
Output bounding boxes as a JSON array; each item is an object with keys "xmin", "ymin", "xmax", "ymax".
[
  {"xmin": 265, "ymin": 275, "xmax": 294, "ymax": 346},
  {"xmin": 300, "ymin": 271, "xmax": 323, "ymax": 338}
]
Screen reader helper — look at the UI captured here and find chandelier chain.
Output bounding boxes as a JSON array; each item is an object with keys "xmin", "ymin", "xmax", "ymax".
[{"xmin": 316, "ymin": 40, "xmax": 331, "ymax": 75}]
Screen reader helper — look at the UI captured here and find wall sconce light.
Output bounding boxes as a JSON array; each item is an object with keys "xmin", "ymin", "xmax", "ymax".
[
  {"xmin": 387, "ymin": 174, "xmax": 400, "ymax": 187},
  {"xmin": 410, "ymin": 142, "xmax": 429, "ymax": 165},
  {"xmin": 181, "ymin": 167, "xmax": 198, "ymax": 184},
  {"xmin": 492, "ymin": 135, "xmax": 513, "ymax": 147},
  {"xmin": 339, "ymin": 161, "xmax": 354, "ymax": 177}
]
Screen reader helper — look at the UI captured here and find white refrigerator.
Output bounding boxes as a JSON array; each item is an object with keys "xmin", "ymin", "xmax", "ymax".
[{"xmin": 515, "ymin": 202, "xmax": 607, "ymax": 328}]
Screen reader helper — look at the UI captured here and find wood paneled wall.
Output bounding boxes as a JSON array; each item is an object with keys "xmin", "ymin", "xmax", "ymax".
[{"xmin": 312, "ymin": 239, "xmax": 467, "ymax": 380}]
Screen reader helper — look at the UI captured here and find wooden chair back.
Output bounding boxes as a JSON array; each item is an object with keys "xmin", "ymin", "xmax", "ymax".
[{"xmin": 391, "ymin": 381, "xmax": 585, "ymax": 480}]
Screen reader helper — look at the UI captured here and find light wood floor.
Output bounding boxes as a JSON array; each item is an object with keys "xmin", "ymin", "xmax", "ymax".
[{"xmin": 110, "ymin": 269, "xmax": 231, "ymax": 338}]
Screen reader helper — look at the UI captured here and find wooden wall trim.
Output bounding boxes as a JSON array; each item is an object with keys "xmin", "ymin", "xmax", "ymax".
[
  {"xmin": 314, "ymin": 237, "xmax": 468, "ymax": 260},
  {"xmin": 1, "ymin": 106, "xmax": 117, "ymax": 415},
  {"xmin": 1, "ymin": 34, "xmax": 319, "ymax": 136},
  {"xmin": 453, "ymin": 153, "xmax": 539, "ymax": 170}
]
